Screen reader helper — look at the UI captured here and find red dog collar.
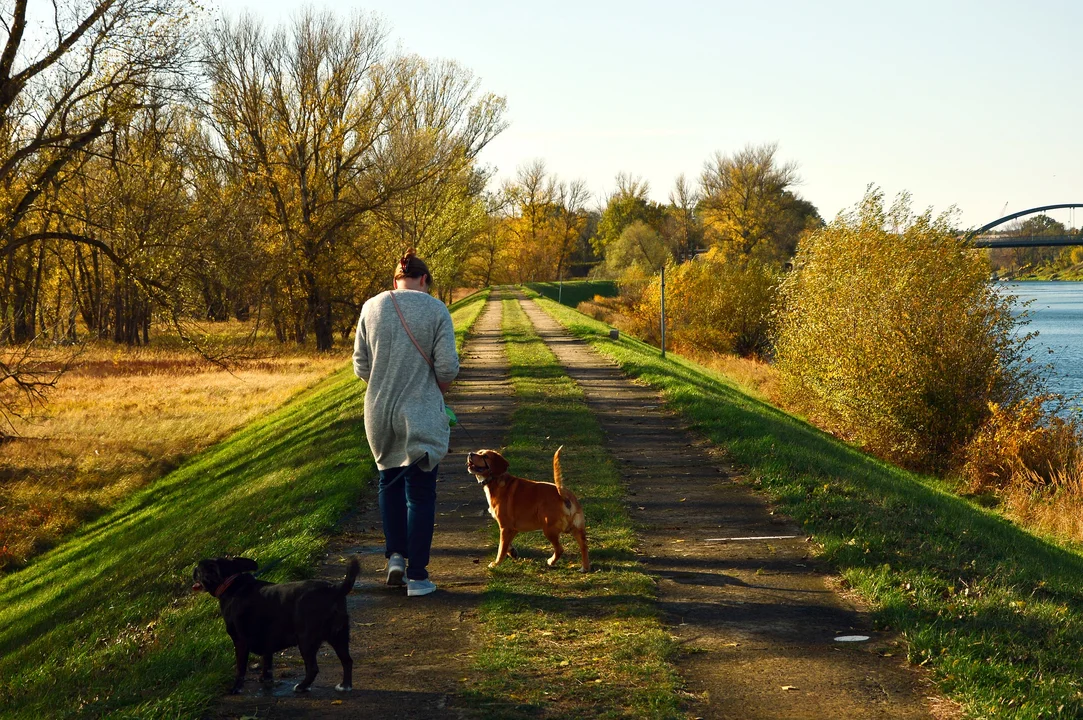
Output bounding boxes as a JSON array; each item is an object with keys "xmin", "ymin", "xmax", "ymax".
[{"xmin": 214, "ymin": 573, "xmax": 241, "ymax": 598}]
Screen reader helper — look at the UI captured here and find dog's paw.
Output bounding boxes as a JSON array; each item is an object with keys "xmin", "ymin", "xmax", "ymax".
[
  {"xmin": 335, "ymin": 684, "xmax": 353, "ymax": 692},
  {"xmin": 487, "ymin": 561, "xmax": 499, "ymax": 569},
  {"xmin": 293, "ymin": 683, "xmax": 310, "ymax": 693}
]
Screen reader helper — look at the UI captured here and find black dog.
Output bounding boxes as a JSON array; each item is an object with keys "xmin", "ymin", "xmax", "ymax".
[{"xmin": 192, "ymin": 556, "xmax": 360, "ymax": 694}]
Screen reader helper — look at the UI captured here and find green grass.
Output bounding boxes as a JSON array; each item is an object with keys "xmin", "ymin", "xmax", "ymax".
[
  {"xmin": 0, "ymin": 291, "xmax": 489, "ymax": 719},
  {"xmin": 0, "ymin": 369, "xmax": 369, "ymax": 719},
  {"xmin": 532, "ymin": 293, "xmax": 1083, "ymax": 720},
  {"xmin": 450, "ymin": 288, "xmax": 490, "ymax": 352},
  {"xmin": 463, "ymin": 298, "xmax": 683, "ymax": 719},
  {"xmin": 526, "ymin": 280, "xmax": 618, "ymax": 308}
]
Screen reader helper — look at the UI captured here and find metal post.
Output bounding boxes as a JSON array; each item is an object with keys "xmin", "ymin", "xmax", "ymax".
[{"xmin": 660, "ymin": 265, "xmax": 666, "ymax": 359}]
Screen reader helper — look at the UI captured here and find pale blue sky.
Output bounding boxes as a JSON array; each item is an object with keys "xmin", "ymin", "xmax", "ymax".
[{"xmin": 211, "ymin": 0, "xmax": 1083, "ymax": 229}]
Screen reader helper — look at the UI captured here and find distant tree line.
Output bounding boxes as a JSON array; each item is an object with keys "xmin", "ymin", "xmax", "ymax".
[
  {"xmin": 1, "ymin": 0, "xmax": 826, "ymax": 362},
  {"xmin": 3, "ymin": 1, "xmax": 1054, "ymax": 486},
  {"xmin": 985, "ymin": 215, "xmax": 1082, "ymax": 276}
]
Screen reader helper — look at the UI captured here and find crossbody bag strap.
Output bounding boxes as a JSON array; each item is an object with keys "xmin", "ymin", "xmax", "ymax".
[
  {"xmin": 388, "ymin": 290, "xmax": 458, "ymax": 434},
  {"xmin": 388, "ymin": 290, "xmax": 436, "ymax": 372}
]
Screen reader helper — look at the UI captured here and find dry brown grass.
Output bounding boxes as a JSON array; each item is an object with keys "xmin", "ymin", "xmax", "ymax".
[
  {"xmin": 999, "ymin": 467, "xmax": 1083, "ymax": 545},
  {"xmin": 577, "ymin": 296, "xmax": 782, "ymax": 403},
  {"xmin": 677, "ymin": 347, "xmax": 782, "ymax": 404},
  {"xmin": 0, "ymin": 330, "xmax": 345, "ymax": 569}
]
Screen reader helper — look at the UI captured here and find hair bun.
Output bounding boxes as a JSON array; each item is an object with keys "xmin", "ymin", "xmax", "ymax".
[{"xmin": 395, "ymin": 248, "xmax": 432, "ymax": 283}]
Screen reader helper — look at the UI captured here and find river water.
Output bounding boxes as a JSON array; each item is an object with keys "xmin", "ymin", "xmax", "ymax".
[{"xmin": 1005, "ymin": 281, "xmax": 1083, "ymax": 403}]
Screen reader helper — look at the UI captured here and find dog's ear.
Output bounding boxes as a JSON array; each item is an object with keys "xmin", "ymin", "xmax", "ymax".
[
  {"xmin": 485, "ymin": 450, "xmax": 509, "ymax": 477},
  {"xmin": 230, "ymin": 557, "xmax": 259, "ymax": 573}
]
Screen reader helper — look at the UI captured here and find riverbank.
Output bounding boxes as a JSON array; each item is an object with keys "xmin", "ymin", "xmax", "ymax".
[{"xmin": 997, "ymin": 264, "xmax": 1083, "ymax": 281}]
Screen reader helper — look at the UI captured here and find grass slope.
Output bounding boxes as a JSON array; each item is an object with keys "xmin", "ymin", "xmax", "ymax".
[
  {"xmin": 526, "ymin": 280, "xmax": 618, "ymax": 308},
  {"xmin": 533, "ymin": 294, "xmax": 1083, "ymax": 720},
  {"xmin": 463, "ymin": 298, "xmax": 682, "ymax": 719},
  {"xmin": 0, "ymin": 370, "xmax": 368, "ymax": 718},
  {"xmin": 0, "ymin": 290, "xmax": 490, "ymax": 719}
]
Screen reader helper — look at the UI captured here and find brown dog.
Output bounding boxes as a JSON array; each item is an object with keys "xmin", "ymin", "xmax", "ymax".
[{"xmin": 467, "ymin": 446, "xmax": 589, "ymax": 572}]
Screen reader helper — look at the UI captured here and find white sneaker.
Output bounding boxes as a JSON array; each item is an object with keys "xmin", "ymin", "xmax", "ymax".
[
  {"xmin": 406, "ymin": 578, "xmax": 436, "ymax": 596},
  {"xmin": 386, "ymin": 553, "xmax": 405, "ymax": 586}
]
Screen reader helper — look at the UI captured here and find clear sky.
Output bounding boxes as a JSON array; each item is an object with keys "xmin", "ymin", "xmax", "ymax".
[{"xmin": 210, "ymin": 0, "xmax": 1083, "ymax": 229}]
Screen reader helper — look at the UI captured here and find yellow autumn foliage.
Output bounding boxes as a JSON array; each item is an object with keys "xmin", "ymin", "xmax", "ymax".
[
  {"xmin": 630, "ymin": 249, "xmax": 779, "ymax": 357},
  {"xmin": 774, "ymin": 188, "xmax": 1036, "ymax": 472}
]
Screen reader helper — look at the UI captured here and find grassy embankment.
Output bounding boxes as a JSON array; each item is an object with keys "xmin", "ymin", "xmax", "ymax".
[
  {"xmin": 0, "ymin": 336, "xmax": 344, "ymax": 570},
  {"xmin": 533, "ymin": 292, "xmax": 1083, "ymax": 720},
  {"xmin": 527, "ymin": 279, "xmax": 618, "ymax": 308},
  {"xmin": 463, "ymin": 298, "xmax": 683, "ymax": 719},
  {"xmin": 1003, "ymin": 267, "xmax": 1083, "ymax": 281},
  {"xmin": 0, "ymin": 290, "xmax": 489, "ymax": 719}
]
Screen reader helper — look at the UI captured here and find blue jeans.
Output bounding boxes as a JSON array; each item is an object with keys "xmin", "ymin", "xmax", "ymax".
[{"xmin": 378, "ymin": 462, "xmax": 438, "ymax": 580}]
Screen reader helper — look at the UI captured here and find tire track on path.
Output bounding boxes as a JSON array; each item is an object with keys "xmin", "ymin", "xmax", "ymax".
[
  {"xmin": 212, "ymin": 291, "xmax": 514, "ymax": 720},
  {"xmin": 517, "ymin": 295, "xmax": 948, "ymax": 720}
]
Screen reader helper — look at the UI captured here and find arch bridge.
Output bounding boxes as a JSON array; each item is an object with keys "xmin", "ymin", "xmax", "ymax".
[{"xmin": 967, "ymin": 204, "xmax": 1083, "ymax": 248}]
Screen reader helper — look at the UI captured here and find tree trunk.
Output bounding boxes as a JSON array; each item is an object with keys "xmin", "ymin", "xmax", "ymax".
[
  {"xmin": 12, "ymin": 246, "xmax": 36, "ymax": 343},
  {"xmin": 310, "ymin": 284, "xmax": 333, "ymax": 351},
  {"xmin": 142, "ymin": 301, "xmax": 150, "ymax": 344},
  {"xmin": 268, "ymin": 287, "xmax": 288, "ymax": 343}
]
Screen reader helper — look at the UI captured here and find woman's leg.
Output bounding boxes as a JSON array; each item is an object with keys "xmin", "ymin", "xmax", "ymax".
[
  {"xmin": 404, "ymin": 464, "xmax": 439, "ymax": 580},
  {"xmin": 378, "ymin": 466, "xmax": 408, "ymax": 559}
]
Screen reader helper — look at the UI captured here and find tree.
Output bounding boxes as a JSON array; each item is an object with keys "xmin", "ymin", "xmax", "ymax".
[
  {"xmin": 203, "ymin": 11, "xmax": 505, "ymax": 349},
  {"xmin": 552, "ymin": 178, "xmax": 589, "ymax": 282},
  {"xmin": 0, "ymin": 0, "xmax": 195, "ymax": 429},
  {"xmin": 663, "ymin": 173, "xmax": 703, "ymax": 261},
  {"xmin": 987, "ymin": 215, "xmax": 1066, "ymax": 272},
  {"xmin": 498, "ymin": 161, "xmax": 588, "ymax": 284},
  {"xmin": 597, "ymin": 220, "xmax": 670, "ymax": 276},
  {"xmin": 775, "ymin": 188, "xmax": 1033, "ymax": 472},
  {"xmin": 593, "ymin": 173, "xmax": 665, "ymax": 255},
  {"xmin": 699, "ymin": 143, "xmax": 820, "ymax": 264},
  {"xmin": 0, "ymin": 0, "xmax": 195, "ymax": 269},
  {"xmin": 464, "ymin": 189, "xmax": 510, "ymax": 288},
  {"xmin": 632, "ymin": 248, "xmax": 779, "ymax": 357},
  {"xmin": 503, "ymin": 160, "xmax": 555, "ymax": 283},
  {"xmin": 371, "ymin": 165, "xmax": 489, "ymax": 306},
  {"xmin": 56, "ymin": 103, "xmax": 198, "ymax": 345}
]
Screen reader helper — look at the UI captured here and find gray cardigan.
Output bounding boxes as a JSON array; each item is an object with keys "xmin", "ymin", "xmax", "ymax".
[{"xmin": 353, "ymin": 290, "xmax": 460, "ymax": 471}]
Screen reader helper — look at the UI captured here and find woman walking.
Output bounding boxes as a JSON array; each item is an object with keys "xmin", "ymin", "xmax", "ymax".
[{"xmin": 352, "ymin": 250, "xmax": 459, "ymax": 596}]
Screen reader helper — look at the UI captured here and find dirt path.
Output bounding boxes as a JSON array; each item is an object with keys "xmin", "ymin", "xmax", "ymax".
[
  {"xmin": 209, "ymin": 290, "xmax": 952, "ymax": 719},
  {"xmin": 516, "ymin": 296, "xmax": 951, "ymax": 720},
  {"xmin": 211, "ymin": 291, "xmax": 514, "ymax": 720}
]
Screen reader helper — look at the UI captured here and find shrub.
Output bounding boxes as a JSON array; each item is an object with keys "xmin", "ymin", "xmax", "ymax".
[
  {"xmin": 774, "ymin": 188, "xmax": 1036, "ymax": 472},
  {"xmin": 630, "ymin": 249, "xmax": 780, "ymax": 357},
  {"xmin": 960, "ymin": 396, "xmax": 1081, "ymax": 493}
]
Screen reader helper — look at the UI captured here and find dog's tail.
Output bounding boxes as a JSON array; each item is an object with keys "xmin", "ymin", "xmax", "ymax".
[
  {"xmin": 553, "ymin": 445, "xmax": 565, "ymax": 494},
  {"xmin": 340, "ymin": 557, "xmax": 361, "ymax": 595}
]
